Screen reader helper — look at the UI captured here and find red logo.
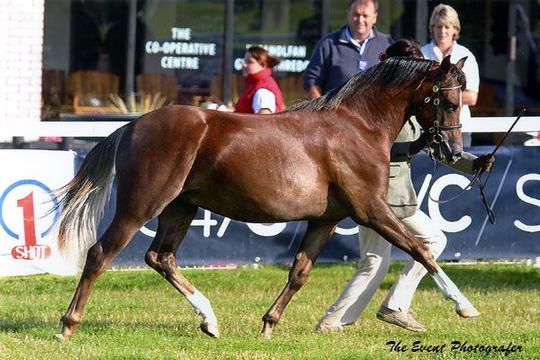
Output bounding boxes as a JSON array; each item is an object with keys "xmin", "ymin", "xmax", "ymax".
[{"xmin": 10, "ymin": 192, "xmax": 51, "ymax": 260}]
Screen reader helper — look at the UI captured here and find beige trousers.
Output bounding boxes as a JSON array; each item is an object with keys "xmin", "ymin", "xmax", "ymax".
[{"xmin": 319, "ymin": 210, "xmax": 447, "ymax": 326}]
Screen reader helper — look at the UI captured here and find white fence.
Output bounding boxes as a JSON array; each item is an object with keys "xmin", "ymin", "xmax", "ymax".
[{"xmin": 3, "ymin": 117, "xmax": 540, "ymax": 138}]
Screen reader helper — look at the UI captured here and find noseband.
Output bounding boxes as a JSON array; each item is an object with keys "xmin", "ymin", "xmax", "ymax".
[{"xmin": 422, "ymin": 83, "xmax": 463, "ymax": 147}]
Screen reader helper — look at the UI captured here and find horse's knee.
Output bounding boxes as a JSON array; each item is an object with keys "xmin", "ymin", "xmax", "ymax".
[
  {"xmin": 83, "ymin": 243, "xmax": 106, "ymax": 273},
  {"xmin": 411, "ymin": 244, "xmax": 438, "ymax": 273},
  {"xmin": 288, "ymin": 269, "xmax": 309, "ymax": 291},
  {"xmin": 145, "ymin": 250, "xmax": 160, "ymax": 270},
  {"xmin": 145, "ymin": 250, "xmax": 176, "ymax": 277}
]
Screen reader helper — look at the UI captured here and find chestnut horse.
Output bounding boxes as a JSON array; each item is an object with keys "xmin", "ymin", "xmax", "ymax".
[{"xmin": 55, "ymin": 56, "xmax": 474, "ymax": 340}]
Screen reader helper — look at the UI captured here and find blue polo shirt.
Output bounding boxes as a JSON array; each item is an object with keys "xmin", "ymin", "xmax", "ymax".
[{"xmin": 303, "ymin": 26, "xmax": 392, "ymax": 94}]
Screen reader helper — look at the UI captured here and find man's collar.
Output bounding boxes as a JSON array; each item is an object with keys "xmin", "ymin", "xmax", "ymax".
[{"xmin": 343, "ymin": 26, "xmax": 375, "ymax": 45}]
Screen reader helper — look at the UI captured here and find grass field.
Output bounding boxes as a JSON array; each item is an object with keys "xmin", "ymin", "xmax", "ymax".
[{"xmin": 0, "ymin": 262, "xmax": 538, "ymax": 359}]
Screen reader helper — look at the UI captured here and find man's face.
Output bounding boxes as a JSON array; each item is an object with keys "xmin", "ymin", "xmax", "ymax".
[{"xmin": 347, "ymin": 0, "xmax": 378, "ymax": 41}]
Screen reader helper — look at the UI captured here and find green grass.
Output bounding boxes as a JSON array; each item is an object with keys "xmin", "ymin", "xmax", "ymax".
[{"xmin": 1, "ymin": 263, "xmax": 538, "ymax": 359}]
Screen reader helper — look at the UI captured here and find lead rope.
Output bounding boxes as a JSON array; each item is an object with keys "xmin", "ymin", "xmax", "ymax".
[{"xmin": 427, "ymin": 108, "xmax": 526, "ymax": 224}]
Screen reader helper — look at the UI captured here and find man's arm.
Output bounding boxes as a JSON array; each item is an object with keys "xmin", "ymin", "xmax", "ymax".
[
  {"xmin": 408, "ymin": 135, "xmax": 493, "ymax": 175},
  {"xmin": 444, "ymin": 152, "xmax": 494, "ymax": 175},
  {"xmin": 308, "ymin": 85, "xmax": 322, "ymax": 99},
  {"xmin": 303, "ymin": 38, "xmax": 328, "ymax": 97}
]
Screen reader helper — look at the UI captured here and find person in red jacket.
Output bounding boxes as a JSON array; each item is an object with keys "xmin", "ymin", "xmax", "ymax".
[{"xmin": 234, "ymin": 45, "xmax": 285, "ymax": 114}]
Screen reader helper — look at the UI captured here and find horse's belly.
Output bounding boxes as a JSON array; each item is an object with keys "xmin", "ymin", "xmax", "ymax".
[{"xmin": 183, "ymin": 173, "xmax": 330, "ymax": 222}]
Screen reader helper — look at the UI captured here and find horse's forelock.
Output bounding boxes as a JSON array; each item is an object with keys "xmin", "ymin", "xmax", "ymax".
[{"xmin": 289, "ymin": 58, "xmax": 434, "ymax": 112}]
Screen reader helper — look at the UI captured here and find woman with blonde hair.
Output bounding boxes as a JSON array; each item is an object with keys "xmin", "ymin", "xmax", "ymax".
[{"xmin": 421, "ymin": 4, "xmax": 479, "ymax": 147}]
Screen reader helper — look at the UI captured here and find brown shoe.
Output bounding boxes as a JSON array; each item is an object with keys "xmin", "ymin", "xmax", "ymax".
[
  {"xmin": 315, "ymin": 320, "xmax": 344, "ymax": 333},
  {"xmin": 376, "ymin": 306, "xmax": 426, "ymax": 332}
]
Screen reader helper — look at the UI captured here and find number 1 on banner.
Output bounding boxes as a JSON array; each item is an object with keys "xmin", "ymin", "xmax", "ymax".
[
  {"xmin": 11, "ymin": 191, "xmax": 51, "ymax": 260},
  {"xmin": 17, "ymin": 192, "xmax": 37, "ymax": 247}
]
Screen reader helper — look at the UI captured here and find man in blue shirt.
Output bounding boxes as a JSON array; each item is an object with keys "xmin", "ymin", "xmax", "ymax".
[{"xmin": 303, "ymin": 0, "xmax": 392, "ymax": 97}]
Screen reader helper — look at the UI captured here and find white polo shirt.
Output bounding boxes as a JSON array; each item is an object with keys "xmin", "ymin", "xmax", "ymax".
[
  {"xmin": 421, "ymin": 41, "xmax": 480, "ymax": 122},
  {"xmin": 252, "ymin": 88, "xmax": 276, "ymax": 113}
]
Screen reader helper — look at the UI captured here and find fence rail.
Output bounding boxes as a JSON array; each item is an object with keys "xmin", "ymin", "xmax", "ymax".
[{"xmin": 3, "ymin": 117, "xmax": 540, "ymax": 138}]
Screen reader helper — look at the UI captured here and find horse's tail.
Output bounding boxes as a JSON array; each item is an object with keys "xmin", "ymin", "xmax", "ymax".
[{"xmin": 55, "ymin": 125, "xmax": 128, "ymax": 259}]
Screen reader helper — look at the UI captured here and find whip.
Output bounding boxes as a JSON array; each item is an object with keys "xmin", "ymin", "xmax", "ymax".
[{"xmin": 474, "ymin": 108, "xmax": 526, "ymax": 224}]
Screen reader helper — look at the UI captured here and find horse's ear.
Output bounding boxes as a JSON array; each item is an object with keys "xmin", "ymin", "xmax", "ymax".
[
  {"xmin": 455, "ymin": 56, "xmax": 468, "ymax": 70},
  {"xmin": 440, "ymin": 55, "xmax": 453, "ymax": 72}
]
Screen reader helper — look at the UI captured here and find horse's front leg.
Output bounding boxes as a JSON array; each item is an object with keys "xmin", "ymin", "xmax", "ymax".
[
  {"xmin": 357, "ymin": 198, "xmax": 479, "ymax": 317},
  {"xmin": 261, "ymin": 220, "xmax": 338, "ymax": 339}
]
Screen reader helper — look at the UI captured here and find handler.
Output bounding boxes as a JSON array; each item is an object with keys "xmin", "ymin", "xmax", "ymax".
[{"xmin": 314, "ymin": 39, "xmax": 495, "ymax": 333}]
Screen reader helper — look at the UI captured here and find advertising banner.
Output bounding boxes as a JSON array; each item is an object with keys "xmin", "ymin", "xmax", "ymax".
[
  {"xmin": 0, "ymin": 150, "xmax": 78, "ymax": 276},
  {"xmin": 1, "ymin": 146, "xmax": 538, "ymax": 275}
]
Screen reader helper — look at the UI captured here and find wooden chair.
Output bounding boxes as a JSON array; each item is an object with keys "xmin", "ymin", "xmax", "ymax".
[
  {"xmin": 136, "ymin": 73, "xmax": 178, "ymax": 104},
  {"xmin": 67, "ymin": 70, "xmax": 121, "ymax": 114}
]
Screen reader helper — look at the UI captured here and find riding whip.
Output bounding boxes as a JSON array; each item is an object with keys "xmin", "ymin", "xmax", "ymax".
[
  {"xmin": 427, "ymin": 108, "xmax": 526, "ymax": 224},
  {"xmin": 475, "ymin": 107, "xmax": 527, "ymax": 224}
]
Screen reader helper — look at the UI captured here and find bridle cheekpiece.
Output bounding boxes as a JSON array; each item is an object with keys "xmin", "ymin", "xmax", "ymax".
[{"xmin": 422, "ymin": 82, "xmax": 463, "ymax": 151}]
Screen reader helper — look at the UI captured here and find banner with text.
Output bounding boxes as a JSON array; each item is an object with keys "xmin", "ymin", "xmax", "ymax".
[
  {"xmin": 0, "ymin": 150, "xmax": 78, "ymax": 276},
  {"xmin": 1, "ymin": 147, "xmax": 538, "ymax": 276}
]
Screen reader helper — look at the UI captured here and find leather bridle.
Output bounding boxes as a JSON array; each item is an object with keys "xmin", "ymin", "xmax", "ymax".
[{"xmin": 421, "ymin": 83, "xmax": 463, "ymax": 154}]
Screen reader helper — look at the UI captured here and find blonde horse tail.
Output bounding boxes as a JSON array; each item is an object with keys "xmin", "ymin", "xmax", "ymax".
[{"xmin": 55, "ymin": 125, "xmax": 127, "ymax": 260}]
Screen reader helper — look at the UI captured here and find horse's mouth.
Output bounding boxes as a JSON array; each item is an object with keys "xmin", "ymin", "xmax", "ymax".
[{"xmin": 434, "ymin": 142, "xmax": 462, "ymax": 163}]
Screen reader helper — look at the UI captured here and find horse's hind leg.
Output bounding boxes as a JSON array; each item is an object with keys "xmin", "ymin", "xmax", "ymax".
[
  {"xmin": 56, "ymin": 215, "xmax": 142, "ymax": 340},
  {"xmin": 261, "ymin": 220, "xmax": 338, "ymax": 339},
  {"xmin": 145, "ymin": 201, "xmax": 219, "ymax": 338}
]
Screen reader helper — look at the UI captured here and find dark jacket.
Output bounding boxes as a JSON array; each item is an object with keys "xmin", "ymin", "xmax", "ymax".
[{"xmin": 303, "ymin": 26, "xmax": 392, "ymax": 94}]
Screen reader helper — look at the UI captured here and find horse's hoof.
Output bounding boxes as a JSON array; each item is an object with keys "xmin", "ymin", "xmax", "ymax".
[
  {"xmin": 260, "ymin": 325, "xmax": 274, "ymax": 340},
  {"xmin": 53, "ymin": 333, "xmax": 69, "ymax": 341},
  {"xmin": 200, "ymin": 321, "xmax": 220, "ymax": 338},
  {"xmin": 455, "ymin": 306, "xmax": 480, "ymax": 318}
]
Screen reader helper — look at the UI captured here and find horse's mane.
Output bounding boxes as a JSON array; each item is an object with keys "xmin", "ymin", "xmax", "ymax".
[{"xmin": 289, "ymin": 57, "xmax": 464, "ymax": 112}]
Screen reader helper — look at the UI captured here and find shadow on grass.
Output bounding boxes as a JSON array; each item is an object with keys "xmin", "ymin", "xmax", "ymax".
[
  {"xmin": 0, "ymin": 318, "xmax": 56, "ymax": 333},
  {"xmin": 0, "ymin": 317, "xmax": 204, "ymax": 340},
  {"xmin": 377, "ymin": 262, "xmax": 540, "ymax": 291}
]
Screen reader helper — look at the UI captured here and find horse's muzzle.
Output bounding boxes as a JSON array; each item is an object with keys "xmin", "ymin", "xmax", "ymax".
[{"xmin": 436, "ymin": 140, "xmax": 462, "ymax": 163}]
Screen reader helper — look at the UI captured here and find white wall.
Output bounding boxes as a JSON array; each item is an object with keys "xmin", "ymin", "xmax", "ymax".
[{"xmin": 0, "ymin": 0, "xmax": 44, "ymax": 142}]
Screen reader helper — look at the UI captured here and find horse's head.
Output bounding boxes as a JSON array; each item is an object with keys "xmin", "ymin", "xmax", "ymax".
[{"xmin": 411, "ymin": 56, "xmax": 467, "ymax": 163}]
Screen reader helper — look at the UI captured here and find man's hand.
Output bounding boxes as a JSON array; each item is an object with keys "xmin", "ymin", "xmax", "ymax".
[
  {"xmin": 473, "ymin": 154, "xmax": 495, "ymax": 172},
  {"xmin": 308, "ymin": 85, "xmax": 322, "ymax": 99}
]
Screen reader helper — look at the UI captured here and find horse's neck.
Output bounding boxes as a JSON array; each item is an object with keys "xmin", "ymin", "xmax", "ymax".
[{"xmin": 345, "ymin": 85, "xmax": 412, "ymax": 144}]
